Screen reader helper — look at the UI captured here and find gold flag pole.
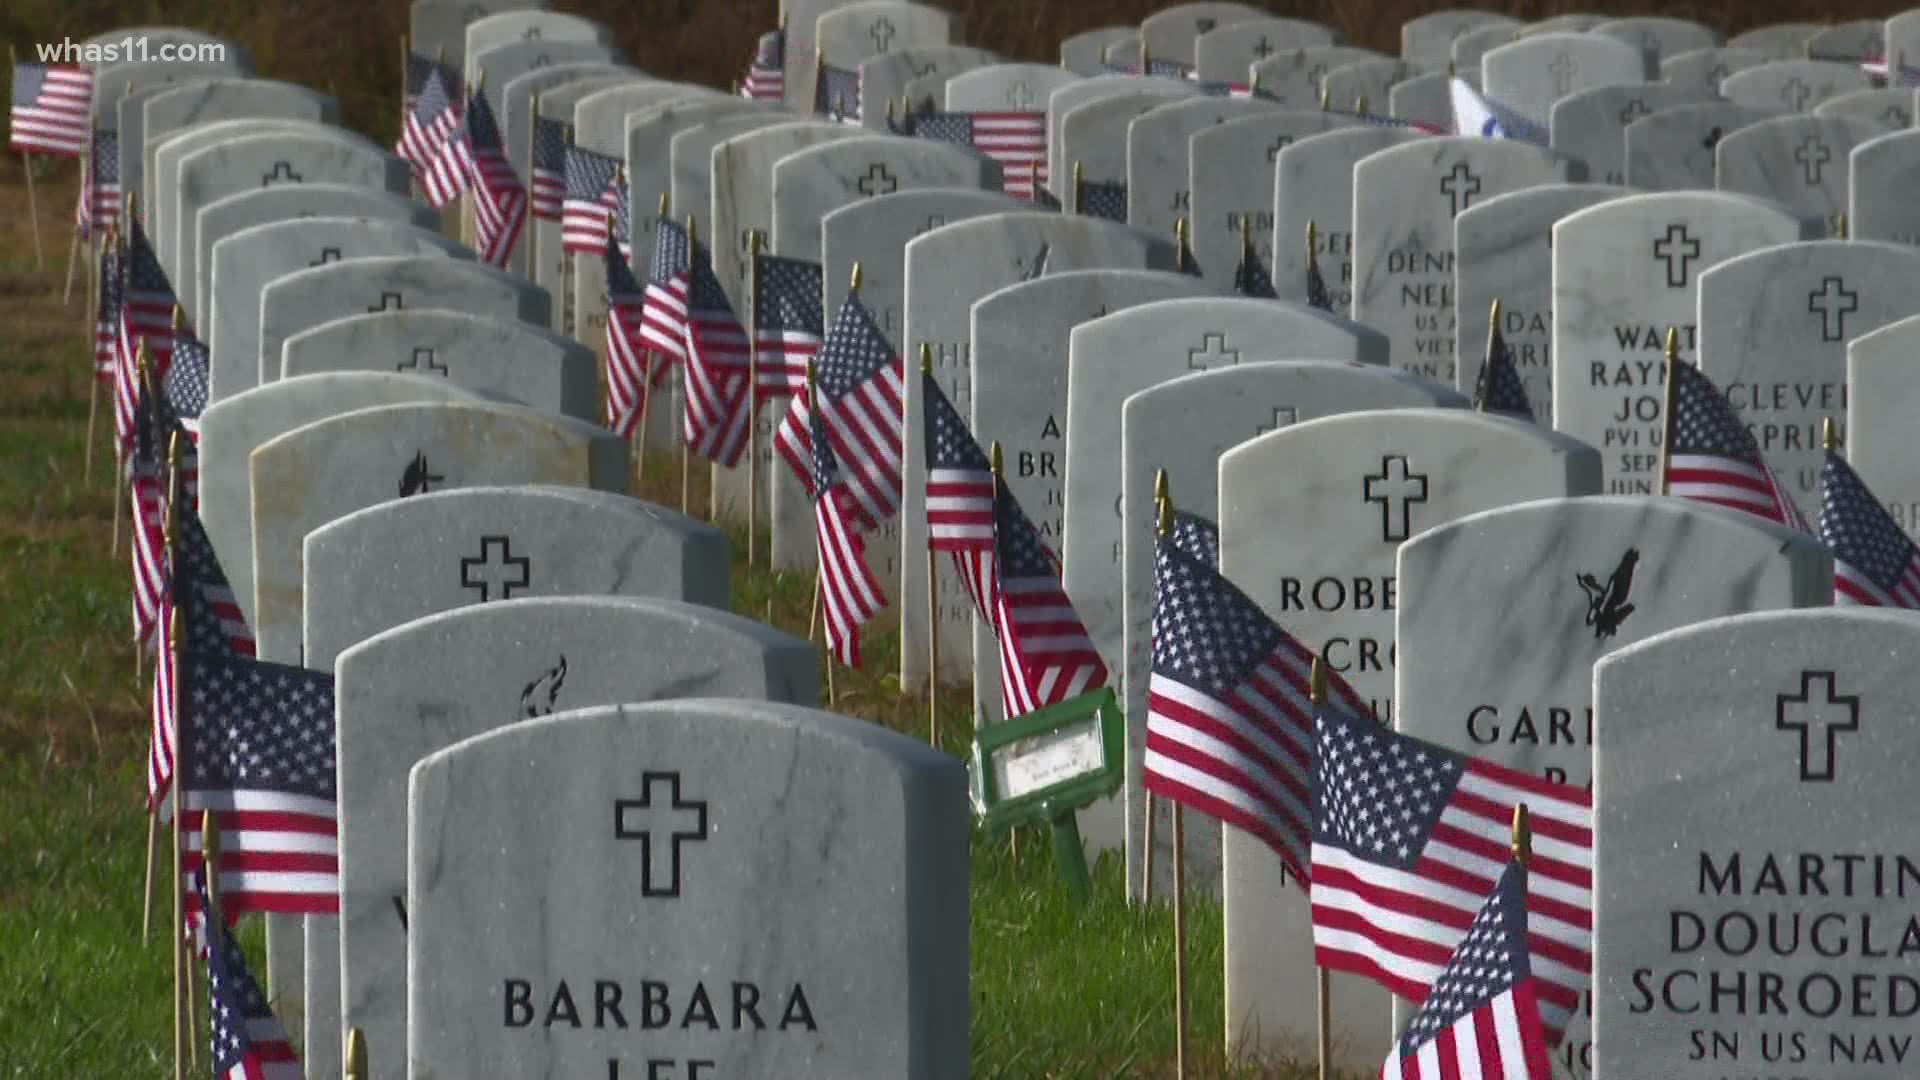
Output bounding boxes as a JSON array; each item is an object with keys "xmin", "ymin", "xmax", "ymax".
[
  {"xmin": 1158, "ymin": 488, "xmax": 1190, "ymax": 1080},
  {"xmin": 1175, "ymin": 217, "xmax": 1191, "ymax": 274},
  {"xmin": 1512, "ymin": 803, "xmax": 1531, "ymax": 866},
  {"xmin": 1659, "ymin": 327, "xmax": 1680, "ymax": 496},
  {"xmin": 345, "ymin": 1027, "xmax": 369, "ymax": 1080},
  {"xmin": 1311, "ymin": 655, "xmax": 1332, "ymax": 1080},
  {"xmin": 1071, "ymin": 160, "xmax": 1083, "ymax": 215},
  {"xmin": 167, "ymin": 431, "xmax": 187, "ymax": 1080},
  {"xmin": 805, "ymin": 351, "xmax": 823, "ymax": 647},
  {"xmin": 989, "ymin": 440, "xmax": 1016, "ymax": 862},
  {"xmin": 1143, "ymin": 468, "xmax": 1168, "ymax": 905},
  {"xmin": 747, "ymin": 229, "xmax": 764, "ymax": 566},
  {"xmin": 921, "ymin": 343, "xmax": 940, "ymax": 748},
  {"xmin": 1477, "ymin": 298, "xmax": 1503, "ymax": 412},
  {"xmin": 681, "ymin": 212, "xmax": 699, "ymax": 516},
  {"xmin": 1823, "ymin": 415, "xmax": 1840, "ymax": 452}
]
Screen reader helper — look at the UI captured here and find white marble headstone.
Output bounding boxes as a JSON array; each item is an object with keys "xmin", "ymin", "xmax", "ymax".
[
  {"xmin": 1272, "ymin": 125, "xmax": 1427, "ymax": 312},
  {"xmin": 1716, "ymin": 113, "xmax": 1885, "ymax": 234},
  {"xmin": 1622, "ymin": 102, "xmax": 1782, "ymax": 192},
  {"xmin": 1481, "ymin": 32, "xmax": 1654, "ymax": 129},
  {"xmin": 1191, "ymin": 110, "xmax": 1357, "ymax": 288}
]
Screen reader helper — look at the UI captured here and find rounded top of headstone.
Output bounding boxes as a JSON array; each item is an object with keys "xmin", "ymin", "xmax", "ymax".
[
  {"xmin": 1598, "ymin": 606, "xmax": 1920, "ymax": 681},
  {"xmin": 1128, "ymin": 360, "xmax": 1470, "ymax": 413},
  {"xmin": 1456, "ymin": 182, "xmax": 1634, "ymax": 226},
  {"xmin": 1849, "ymin": 309, "xmax": 1920, "ymax": 359},
  {"xmin": 1701, "ymin": 236, "xmax": 1920, "ymax": 279},
  {"xmin": 1221, "ymin": 405, "xmax": 1598, "ymax": 474},
  {"xmin": 820, "ymin": 186, "xmax": 1024, "ymax": 235},
  {"xmin": 312, "ymin": 484, "xmax": 718, "ymax": 554},
  {"xmin": 973, "ymin": 267, "xmax": 1219, "ymax": 317},
  {"xmin": 1407, "ymin": 493, "xmax": 1828, "ymax": 557},
  {"xmin": 1553, "ymin": 188, "xmax": 1816, "ymax": 232}
]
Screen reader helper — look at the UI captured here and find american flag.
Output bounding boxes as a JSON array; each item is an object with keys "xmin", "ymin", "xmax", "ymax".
[
  {"xmin": 195, "ymin": 870, "xmax": 305, "ymax": 1079},
  {"xmin": 923, "ymin": 370, "xmax": 995, "ymax": 620},
  {"xmin": 991, "ymin": 474, "xmax": 1107, "ymax": 717},
  {"xmin": 815, "ymin": 62, "xmax": 862, "ymax": 124},
  {"xmin": 151, "ymin": 511, "xmax": 255, "ymax": 809},
  {"xmin": 810, "ymin": 373, "xmax": 886, "ymax": 667},
  {"xmin": 1077, "ymin": 177, "xmax": 1128, "ymax": 222},
  {"xmin": 561, "ymin": 143, "xmax": 621, "ymax": 254},
  {"xmin": 742, "ymin": 28, "xmax": 786, "ymax": 101},
  {"xmin": 403, "ymin": 66, "xmax": 464, "ymax": 202},
  {"xmin": 1235, "ymin": 234, "xmax": 1278, "ymax": 299},
  {"xmin": 791, "ymin": 291, "xmax": 904, "ymax": 530},
  {"xmin": 640, "ymin": 214, "xmax": 692, "ymax": 361},
  {"xmin": 1143, "ymin": 533, "xmax": 1365, "ymax": 881},
  {"xmin": 129, "ymin": 364, "xmax": 179, "ymax": 654},
  {"xmin": 604, "ymin": 242, "xmax": 667, "ymax": 439},
  {"xmin": 1819, "ymin": 447, "xmax": 1920, "ymax": 608},
  {"xmin": 1147, "ymin": 57, "xmax": 1194, "ymax": 77},
  {"xmin": 682, "ymin": 241, "xmax": 753, "ymax": 466},
  {"xmin": 182, "ymin": 647, "xmax": 339, "ymax": 915},
  {"xmin": 752, "ymin": 253, "xmax": 823, "ymax": 400},
  {"xmin": 448, "ymin": 89, "xmax": 526, "ymax": 267},
  {"xmin": 166, "ymin": 326, "xmax": 211, "ymax": 444},
  {"xmin": 1167, "ymin": 508, "xmax": 1218, "ymax": 568},
  {"xmin": 9, "ymin": 62, "xmax": 92, "ymax": 156},
  {"xmin": 1474, "ymin": 320, "xmax": 1532, "ymax": 418},
  {"xmin": 93, "ymin": 232, "xmax": 120, "ymax": 383},
  {"xmin": 1383, "ymin": 857, "xmax": 1557, "ymax": 1079},
  {"xmin": 125, "ymin": 216, "xmax": 178, "ymax": 364},
  {"xmin": 1306, "ymin": 242, "xmax": 1335, "ymax": 313},
  {"xmin": 1311, "ymin": 701, "xmax": 1591, "ymax": 1040},
  {"xmin": 906, "ymin": 111, "xmax": 1049, "ymax": 200},
  {"xmin": 82, "ymin": 127, "xmax": 120, "ymax": 236},
  {"xmin": 529, "ymin": 115, "xmax": 569, "ymax": 221},
  {"xmin": 1664, "ymin": 359, "xmax": 1805, "ymax": 530}
]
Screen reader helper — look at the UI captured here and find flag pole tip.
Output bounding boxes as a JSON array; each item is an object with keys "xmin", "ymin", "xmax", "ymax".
[{"xmin": 1308, "ymin": 655, "xmax": 1328, "ymax": 706}]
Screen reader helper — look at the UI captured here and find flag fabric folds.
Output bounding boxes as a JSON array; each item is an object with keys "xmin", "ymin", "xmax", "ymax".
[
  {"xmin": 1664, "ymin": 360, "xmax": 1805, "ymax": 530},
  {"xmin": 447, "ymin": 90, "xmax": 526, "ymax": 266},
  {"xmin": 640, "ymin": 214, "xmax": 692, "ymax": 361},
  {"xmin": 165, "ymin": 327, "xmax": 211, "ymax": 444},
  {"xmin": 681, "ymin": 241, "xmax": 753, "ymax": 466},
  {"xmin": 742, "ymin": 28, "xmax": 786, "ymax": 100},
  {"xmin": 9, "ymin": 62, "xmax": 92, "ymax": 155},
  {"xmin": 403, "ymin": 65, "xmax": 463, "ymax": 200},
  {"xmin": 991, "ymin": 474, "xmax": 1106, "ymax": 717},
  {"xmin": 751, "ymin": 253, "xmax": 823, "ymax": 399},
  {"xmin": 1382, "ymin": 857, "xmax": 1557, "ymax": 1079},
  {"xmin": 815, "ymin": 62, "xmax": 862, "ymax": 123},
  {"xmin": 1305, "ymin": 242, "xmax": 1335, "ymax": 313},
  {"xmin": 786, "ymin": 291, "xmax": 905, "ymax": 530},
  {"xmin": 196, "ymin": 870, "xmax": 305, "ymax": 1078},
  {"xmin": 1143, "ymin": 533, "xmax": 1366, "ymax": 882},
  {"xmin": 1167, "ymin": 508, "xmax": 1219, "ymax": 568},
  {"xmin": 809, "ymin": 375, "xmax": 886, "ymax": 668},
  {"xmin": 150, "ymin": 510, "xmax": 255, "ymax": 810},
  {"xmin": 1474, "ymin": 321, "xmax": 1533, "ymax": 418},
  {"xmin": 82, "ymin": 127, "xmax": 120, "ymax": 235},
  {"xmin": 604, "ymin": 242, "xmax": 667, "ymax": 440},
  {"xmin": 528, "ymin": 114, "xmax": 569, "ymax": 221},
  {"xmin": 1450, "ymin": 79, "xmax": 1549, "ymax": 145},
  {"xmin": 1819, "ymin": 447, "xmax": 1920, "ymax": 608},
  {"xmin": 1311, "ymin": 701, "xmax": 1591, "ymax": 1040},
  {"xmin": 93, "ymin": 232, "xmax": 120, "ymax": 383},
  {"xmin": 1235, "ymin": 233, "xmax": 1277, "ymax": 299},
  {"xmin": 124, "ymin": 216, "xmax": 177, "ymax": 365},
  {"xmin": 922, "ymin": 370, "xmax": 995, "ymax": 620},
  {"xmin": 904, "ymin": 111, "xmax": 1049, "ymax": 199},
  {"xmin": 561, "ymin": 143, "xmax": 621, "ymax": 253},
  {"xmin": 1077, "ymin": 177, "xmax": 1128, "ymax": 222}
]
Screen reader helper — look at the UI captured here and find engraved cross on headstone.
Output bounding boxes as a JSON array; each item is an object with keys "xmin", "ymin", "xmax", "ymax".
[
  {"xmin": 1006, "ymin": 80, "xmax": 1036, "ymax": 109},
  {"xmin": 368, "ymin": 291, "xmax": 403, "ymax": 313},
  {"xmin": 1775, "ymin": 670, "xmax": 1859, "ymax": 781},
  {"xmin": 1701, "ymin": 125, "xmax": 1726, "ymax": 152},
  {"xmin": 1252, "ymin": 35, "xmax": 1275, "ymax": 58},
  {"xmin": 614, "ymin": 771, "xmax": 710, "ymax": 897},
  {"xmin": 1794, "ymin": 135, "xmax": 1832, "ymax": 185},
  {"xmin": 459, "ymin": 535, "xmax": 530, "ymax": 601},
  {"xmin": 1708, "ymin": 63, "xmax": 1730, "ymax": 84},
  {"xmin": 398, "ymin": 347, "xmax": 448, "ymax": 375},
  {"xmin": 1548, "ymin": 52, "xmax": 1577, "ymax": 95},
  {"xmin": 309, "ymin": 247, "xmax": 342, "ymax": 267},
  {"xmin": 915, "ymin": 213, "xmax": 947, "ymax": 237},
  {"xmin": 1266, "ymin": 134, "xmax": 1293, "ymax": 163},
  {"xmin": 1808, "ymin": 276, "xmax": 1858, "ymax": 342},
  {"xmin": 1618, "ymin": 98, "xmax": 1651, "ymax": 124},
  {"xmin": 1256, "ymin": 406, "xmax": 1298, "ymax": 435},
  {"xmin": 856, "ymin": 163, "xmax": 898, "ymax": 196},
  {"xmin": 261, "ymin": 161, "xmax": 302, "ymax": 186},
  {"xmin": 1882, "ymin": 105, "xmax": 1910, "ymax": 127},
  {"xmin": 522, "ymin": 25, "xmax": 542, "ymax": 40},
  {"xmin": 1186, "ymin": 331, "xmax": 1240, "ymax": 369},
  {"xmin": 1440, "ymin": 161, "xmax": 1482, "ymax": 217},
  {"xmin": 1362, "ymin": 454, "xmax": 1429, "ymax": 542},
  {"xmin": 869, "ymin": 17, "xmax": 896, "ymax": 52},
  {"xmin": 1652, "ymin": 224, "xmax": 1701, "ymax": 288},
  {"xmin": 1780, "ymin": 76, "xmax": 1812, "ymax": 110}
]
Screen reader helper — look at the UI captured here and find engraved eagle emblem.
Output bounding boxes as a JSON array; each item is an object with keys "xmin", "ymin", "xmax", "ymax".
[{"xmin": 1576, "ymin": 548, "xmax": 1638, "ymax": 641}]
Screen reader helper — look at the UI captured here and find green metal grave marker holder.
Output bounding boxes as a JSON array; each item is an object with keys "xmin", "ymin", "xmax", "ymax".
[{"xmin": 969, "ymin": 686, "xmax": 1124, "ymax": 905}]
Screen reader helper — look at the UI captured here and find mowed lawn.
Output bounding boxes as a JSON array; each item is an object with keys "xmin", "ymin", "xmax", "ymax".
[{"xmin": 0, "ymin": 155, "xmax": 1345, "ymax": 1077}]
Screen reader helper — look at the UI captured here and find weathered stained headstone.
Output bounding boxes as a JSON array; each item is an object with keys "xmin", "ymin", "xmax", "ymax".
[
  {"xmin": 1550, "ymin": 191, "xmax": 1821, "ymax": 493},
  {"xmin": 858, "ymin": 45, "xmax": 998, "ymax": 122},
  {"xmin": 1062, "ymin": 90, "xmax": 1200, "ymax": 201},
  {"xmin": 190, "ymin": 183, "xmax": 436, "ymax": 333},
  {"xmin": 1658, "ymin": 46, "xmax": 1770, "ymax": 94},
  {"xmin": 407, "ymin": 699, "xmax": 968, "ymax": 1078},
  {"xmin": 1549, "ymin": 83, "xmax": 1716, "ymax": 186},
  {"xmin": 1191, "ymin": 110, "xmax": 1356, "ymax": 287},
  {"xmin": 1120, "ymin": 363, "xmax": 1466, "ymax": 902},
  {"xmin": 1398, "ymin": 495, "xmax": 1832, "ymax": 1079},
  {"xmin": 1721, "ymin": 59, "xmax": 1872, "ymax": 113},
  {"xmin": 172, "ymin": 126, "xmax": 411, "ymax": 301},
  {"xmin": 1590, "ymin": 16, "xmax": 1720, "ymax": 62},
  {"xmin": 1851, "ymin": 130, "xmax": 1920, "ymax": 246},
  {"xmin": 1193, "ymin": 16, "xmax": 1342, "ymax": 84},
  {"xmin": 466, "ymin": 15, "xmax": 615, "ymax": 103},
  {"xmin": 1141, "ymin": 2, "xmax": 1269, "ymax": 67},
  {"xmin": 333, "ymin": 594, "xmax": 806, "ymax": 1080},
  {"xmin": 1812, "ymin": 88, "xmax": 1913, "ymax": 129},
  {"xmin": 136, "ymin": 79, "xmax": 336, "ymax": 220},
  {"xmin": 1481, "ymin": 33, "xmax": 1654, "ymax": 130},
  {"xmin": 411, "ymin": 0, "xmax": 542, "ymax": 68},
  {"xmin": 1249, "ymin": 46, "xmax": 1388, "ymax": 109},
  {"xmin": 1593, "ymin": 608, "xmax": 1920, "ymax": 1080},
  {"xmin": 944, "ymin": 62, "xmax": 1082, "ymax": 112},
  {"xmin": 1455, "ymin": 184, "xmax": 1624, "ymax": 419},
  {"xmin": 258, "ymin": 255, "xmax": 552, "ymax": 392},
  {"xmin": 1274, "ymin": 125, "xmax": 1427, "ymax": 311},
  {"xmin": 152, "ymin": 117, "xmax": 317, "ymax": 275},
  {"xmin": 1219, "ymin": 407, "xmax": 1601, "ymax": 1073},
  {"xmin": 784, "ymin": 0, "xmax": 867, "ymax": 108},
  {"xmin": 967, "ymin": 269, "xmax": 1222, "ymax": 722},
  {"xmin": 1061, "ymin": 28, "xmax": 1136, "ymax": 77},
  {"xmin": 280, "ymin": 310, "xmax": 597, "ymax": 419},
  {"xmin": 1846, "ymin": 314, "xmax": 1920, "ymax": 532},
  {"xmin": 1696, "ymin": 240, "xmax": 1920, "ymax": 520},
  {"xmin": 815, "ymin": 1, "xmax": 959, "ymax": 75},
  {"xmin": 1047, "ymin": 75, "xmax": 1197, "ymax": 187},
  {"xmin": 207, "ymin": 218, "xmax": 468, "ymax": 402},
  {"xmin": 1126, "ymin": 96, "xmax": 1280, "ymax": 244},
  {"xmin": 1717, "ymin": 113, "xmax": 1883, "ymax": 234},
  {"xmin": 1623, "ymin": 102, "xmax": 1781, "ymax": 191},
  {"xmin": 1354, "ymin": 135, "xmax": 1586, "ymax": 384},
  {"xmin": 1401, "ymin": 11, "xmax": 1516, "ymax": 69},
  {"xmin": 1726, "ymin": 22, "xmax": 1823, "ymax": 59},
  {"xmin": 1321, "ymin": 58, "xmax": 1424, "ymax": 115},
  {"xmin": 93, "ymin": 59, "xmax": 246, "ymax": 128},
  {"xmin": 899, "ymin": 213, "xmax": 1178, "ymax": 692},
  {"xmin": 1452, "ymin": 22, "xmax": 1521, "ymax": 76}
]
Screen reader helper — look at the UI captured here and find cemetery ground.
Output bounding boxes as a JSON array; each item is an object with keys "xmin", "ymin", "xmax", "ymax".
[{"xmin": 0, "ymin": 156, "xmax": 1344, "ymax": 1078}]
